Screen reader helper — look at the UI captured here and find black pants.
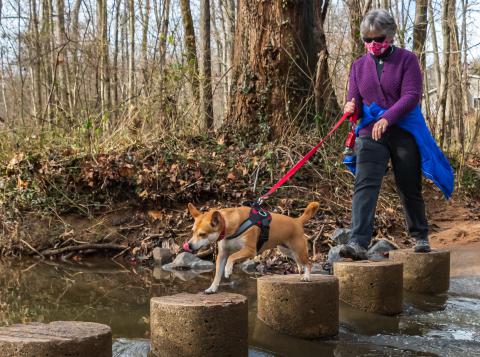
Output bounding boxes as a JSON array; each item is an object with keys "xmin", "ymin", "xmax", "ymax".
[{"xmin": 350, "ymin": 125, "xmax": 428, "ymax": 248}]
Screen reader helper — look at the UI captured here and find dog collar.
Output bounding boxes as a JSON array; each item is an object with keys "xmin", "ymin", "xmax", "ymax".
[
  {"xmin": 218, "ymin": 228, "xmax": 226, "ymax": 241},
  {"xmin": 216, "ymin": 213, "xmax": 227, "ymax": 241}
]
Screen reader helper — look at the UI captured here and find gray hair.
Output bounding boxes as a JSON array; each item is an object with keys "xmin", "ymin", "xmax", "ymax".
[{"xmin": 360, "ymin": 9, "xmax": 397, "ymax": 38}]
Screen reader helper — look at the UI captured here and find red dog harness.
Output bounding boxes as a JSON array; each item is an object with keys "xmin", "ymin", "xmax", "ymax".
[{"xmin": 217, "ymin": 203, "xmax": 272, "ymax": 251}]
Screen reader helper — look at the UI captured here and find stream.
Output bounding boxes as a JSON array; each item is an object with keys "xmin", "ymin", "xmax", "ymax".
[{"xmin": 0, "ymin": 244, "xmax": 479, "ymax": 357}]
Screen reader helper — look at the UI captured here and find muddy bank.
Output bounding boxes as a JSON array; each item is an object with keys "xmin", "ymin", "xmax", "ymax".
[{"xmin": 1, "ymin": 136, "xmax": 479, "ymax": 262}]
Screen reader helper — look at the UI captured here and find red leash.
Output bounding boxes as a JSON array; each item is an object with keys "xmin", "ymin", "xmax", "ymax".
[{"xmin": 258, "ymin": 111, "xmax": 358, "ymax": 203}]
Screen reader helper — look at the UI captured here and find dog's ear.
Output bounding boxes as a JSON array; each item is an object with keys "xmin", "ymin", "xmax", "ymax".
[
  {"xmin": 211, "ymin": 211, "xmax": 223, "ymax": 228},
  {"xmin": 188, "ymin": 203, "xmax": 201, "ymax": 218}
]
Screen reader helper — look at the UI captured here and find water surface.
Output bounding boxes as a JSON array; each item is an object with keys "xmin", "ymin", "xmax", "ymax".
[{"xmin": 1, "ymin": 246, "xmax": 479, "ymax": 357}]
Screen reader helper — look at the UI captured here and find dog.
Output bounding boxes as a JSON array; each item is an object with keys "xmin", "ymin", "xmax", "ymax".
[{"xmin": 184, "ymin": 202, "xmax": 320, "ymax": 294}]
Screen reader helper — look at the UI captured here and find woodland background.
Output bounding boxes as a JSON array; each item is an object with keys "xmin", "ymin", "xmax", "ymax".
[{"xmin": 0, "ymin": 0, "xmax": 479, "ymax": 257}]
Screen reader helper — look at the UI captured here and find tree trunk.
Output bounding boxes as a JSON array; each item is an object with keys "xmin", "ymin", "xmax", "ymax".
[
  {"xmin": 222, "ymin": 0, "xmax": 235, "ymax": 100},
  {"xmin": 313, "ymin": 0, "xmax": 340, "ymax": 118},
  {"xmin": 437, "ymin": 0, "xmax": 451, "ymax": 148},
  {"xmin": 128, "ymin": 0, "xmax": 135, "ymax": 116},
  {"xmin": 412, "ymin": 0, "xmax": 428, "ymax": 70},
  {"xmin": 159, "ymin": 0, "xmax": 171, "ymax": 70},
  {"xmin": 98, "ymin": 0, "xmax": 111, "ymax": 125},
  {"xmin": 428, "ymin": 0, "xmax": 441, "ymax": 90},
  {"xmin": 140, "ymin": 0, "xmax": 150, "ymax": 86},
  {"xmin": 179, "ymin": 0, "xmax": 200, "ymax": 100},
  {"xmin": 112, "ymin": 0, "xmax": 121, "ymax": 117},
  {"xmin": 460, "ymin": 0, "xmax": 470, "ymax": 113},
  {"xmin": 347, "ymin": 0, "xmax": 364, "ymax": 60},
  {"xmin": 200, "ymin": 0, "xmax": 214, "ymax": 130},
  {"xmin": 17, "ymin": 0, "xmax": 25, "ymax": 126},
  {"xmin": 70, "ymin": 0, "xmax": 82, "ymax": 111},
  {"xmin": 228, "ymin": 0, "xmax": 320, "ymax": 139},
  {"xmin": 211, "ymin": 0, "xmax": 226, "ymax": 118},
  {"xmin": 42, "ymin": 0, "xmax": 55, "ymax": 124},
  {"xmin": 55, "ymin": 0, "xmax": 72, "ymax": 116},
  {"xmin": 30, "ymin": 0, "xmax": 43, "ymax": 122},
  {"xmin": 448, "ymin": 0, "xmax": 464, "ymax": 152}
]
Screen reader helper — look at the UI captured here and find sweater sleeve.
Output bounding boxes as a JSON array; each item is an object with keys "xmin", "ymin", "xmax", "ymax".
[
  {"xmin": 347, "ymin": 61, "xmax": 363, "ymax": 116},
  {"xmin": 382, "ymin": 53, "xmax": 422, "ymax": 125}
]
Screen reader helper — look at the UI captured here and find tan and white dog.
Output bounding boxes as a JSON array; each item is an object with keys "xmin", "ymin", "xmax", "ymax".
[{"xmin": 184, "ymin": 202, "xmax": 320, "ymax": 294}]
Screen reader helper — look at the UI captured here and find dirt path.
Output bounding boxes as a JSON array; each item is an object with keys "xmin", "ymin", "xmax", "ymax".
[{"xmin": 428, "ymin": 197, "xmax": 480, "ymax": 248}]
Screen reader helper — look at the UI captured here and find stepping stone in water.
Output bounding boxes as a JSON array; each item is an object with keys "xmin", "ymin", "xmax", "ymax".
[
  {"xmin": 150, "ymin": 292, "xmax": 248, "ymax": 357},
  {"xmin": 0, "ymin": 321, "xmax": 112, "ymax": 357}
]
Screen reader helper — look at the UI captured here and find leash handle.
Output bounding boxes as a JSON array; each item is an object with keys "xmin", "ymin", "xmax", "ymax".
[{"xmin": 258, "ymin": 110, "xmax": 358, "ymax": 204}]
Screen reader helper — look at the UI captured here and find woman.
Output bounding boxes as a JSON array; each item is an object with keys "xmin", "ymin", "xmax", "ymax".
[{"xmin": 340, "ymin": 9, "xmax": 432, "ymax": 260}]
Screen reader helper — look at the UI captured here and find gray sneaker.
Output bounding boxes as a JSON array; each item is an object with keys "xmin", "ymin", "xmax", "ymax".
[
  {"xmin": 414, "ymin": 239, "xmax": 431, "ymax": 253},
  {"xmin": 339, "ymin": 242, "xmax": 368, "ymax": 260}
]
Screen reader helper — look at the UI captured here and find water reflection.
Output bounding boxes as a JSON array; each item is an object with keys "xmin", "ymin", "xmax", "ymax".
[{"xmin": 0, "ymin": 257, "xmax": 479, "ymax": 357}]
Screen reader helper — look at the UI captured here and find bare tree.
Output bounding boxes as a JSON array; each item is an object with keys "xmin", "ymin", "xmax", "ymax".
[
  {"xmin": 42, "ymin": 0, "xmax": 55, "ymax": 122},
  {"xmin": 437, "ymin": 0, "xmax": 451, "ymax": 148},
  {"xmin": 346, "ymin": 0, "xmax": 365, "ymax": 60},
  {"xmin": 428, "ymin": 0, "xmax": 441, "ymax": 90},
  {"xmin": 1, "ymin": 0, "xmax": 479, "ymax": 160},
  {"xmin": 200, "ymin": 0, "xmax": 213, "ymax": 129},
  {"xmin": 448, "ymin": 0, "xmax": 464, "ymax": 150},
  {"xmin": 112, "ymin": 0, "xmax": 121, "ymax": 114},
  {"xmin": 140, "ymin": 0, "xmax": 150, "ymax": 86},
  {"xmin": 70, "ymin": 0, "xmax": 82, "ymax": 111},
  {"xmin": 221, "ymin": 0, "xmax": 235, "ymax": 101},
  {"xmin": 158, "ymin": 0, "xmax": 171, "ymax": 70},
  {"xmin": 314, "ymin": 0, "xmax": 340, "ymax": 117},
  {"xmin": 460, "ymin": 0, "xmax": 470, "ymax": 113},
  {"xmin": 413, "ymin": 0, "xmax": 428, "ymax": 69},
  {"xmin": 55, "ymin": 0, "xmax": 72, "ymax": 116},
  {"xmin": 98, "ymin": 0, "xmax": 111, "ymax": 123},
  {"xmin": 179, "ymin": 0, "xmax": 200, "ymax": 99},
  {"xmin": 128, "ymin": 0, "xmax": 135, "ymax": 115},
  {"xmin": 29, "ymin": 0, "xmax": 43, "ymax": 122}
]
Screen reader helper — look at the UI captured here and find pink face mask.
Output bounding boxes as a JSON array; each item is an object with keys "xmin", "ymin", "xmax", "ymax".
[{"xmin": 364, "ymin": 40, "xmax": 391, "ymax": 56}]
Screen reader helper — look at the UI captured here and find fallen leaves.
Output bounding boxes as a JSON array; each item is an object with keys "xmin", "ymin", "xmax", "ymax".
[
  {"xmin": 7, "ymin": 153, "xmax": 24, "ymax": 170},
  {"xmin": 147, "ymin": 210, "xmax": 163, "ymax": 221}
]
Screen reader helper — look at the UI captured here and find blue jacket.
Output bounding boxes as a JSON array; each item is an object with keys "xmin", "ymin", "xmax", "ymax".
[{"xmin": 345, "ymin": 102, "xmax": 454, "ymax": 199}]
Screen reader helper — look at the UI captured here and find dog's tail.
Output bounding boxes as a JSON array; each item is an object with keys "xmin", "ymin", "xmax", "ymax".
[{"xmin": 297, "ymin": 202, "xmax": 320, "ymax": 225}]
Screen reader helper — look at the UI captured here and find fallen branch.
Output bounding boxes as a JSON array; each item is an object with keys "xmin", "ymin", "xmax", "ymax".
[
  {"xmin": 41, "ymin": 243, "xmax": 128, "ymax": 257},
  {"xmin": 112, "ymin": 246, "xmax": 131, "ymax": 260},
  {"xmin": 312, "ymin": 225, "xmax": 325, "ymax": 257},
  {"xmin": 20, "ymin": 239, "xmax": 45, "ymax": 259},
  {"xmin": 118, "ymin": 223, "xmax": 144, "ymax": 232}
]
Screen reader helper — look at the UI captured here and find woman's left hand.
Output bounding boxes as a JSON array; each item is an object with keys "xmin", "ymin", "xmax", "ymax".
[{"xmin": 372, "ymin": 118, "xmax": 389, "ymax": 140}]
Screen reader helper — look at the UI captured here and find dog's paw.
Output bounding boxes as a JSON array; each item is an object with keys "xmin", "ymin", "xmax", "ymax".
[
  {"xmin": 224, "ymin": 264, "xmax": 233, "ymax": 279},
  {"xmin": 301, "ymin": 275, "xmax": 311, "ymax": 282},
  {"xmin": 204, "ymin": 286, "xmax": 218, "ymax": 294}
]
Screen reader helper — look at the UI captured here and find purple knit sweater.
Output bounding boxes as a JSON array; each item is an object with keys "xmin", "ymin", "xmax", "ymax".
[{"xmin": 347, "ymin": 47, "xmax": 423, "ymax": 136}]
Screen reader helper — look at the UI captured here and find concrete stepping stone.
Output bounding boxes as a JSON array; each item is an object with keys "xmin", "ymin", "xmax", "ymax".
[
  {"xmin": 257, "ymin": 274, "xmax": 339, "ymax": 338},
  {"xmin": 150, "ymin": 292, "xmax": 248, "ymax": 357},
  {"xmin": 390, "ymin": 249, "xmax": 450, "ymax": 294},
  {"xmin": 0, "ymin": 321, "xmax": 112, "ymax": 357},
  {"xmin": 334, "ymin": 260, "xmax": 403, "ymax": 315}
]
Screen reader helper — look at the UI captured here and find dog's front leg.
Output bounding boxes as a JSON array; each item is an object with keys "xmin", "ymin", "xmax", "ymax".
[
  {"xmin": 205, "ymin": 245, "xmax": 228, "ymax": 294},
  {"xmin": 225, "ymin": 247, "xmax": 256, "ymax": 278}
]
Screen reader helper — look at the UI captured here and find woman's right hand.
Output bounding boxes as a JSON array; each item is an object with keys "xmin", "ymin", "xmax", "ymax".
[{"xmin": 344, "ymin": 98, "xmax": 356, "ymax": 114}]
